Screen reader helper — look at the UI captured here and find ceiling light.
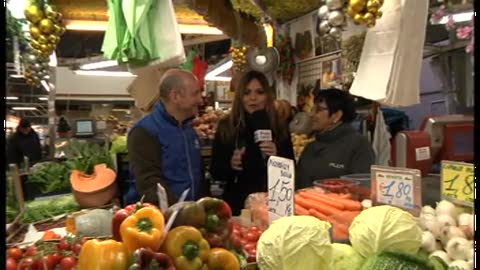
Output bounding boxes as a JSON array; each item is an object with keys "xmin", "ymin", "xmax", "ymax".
[
  {"xmin": 205, "ymin": 60, "xmax": 233, "ymax": 79},
  {"xmin": 80, "ymin": 60, "xmax": 119, "ymax": 70},
  {"xmin": 178, "ymin": 24, "xmax": 223, "ymax": 35},
  {"xmin": 74, "ymin": 70, "xmax": 137, "ymax": 77},
  {"xmin": 6, "ymin": 96, "xmax": 19, "ymax": 100},
  {"xmin": 433, "ymin": 11, "xmax": 474, "ymax": 24},
  {"xmin": 38, "ymin": 97, "xmax": 49, "ymax": 101},
  {"xmin": 12, "ymin": 107, "xmax": 37, "ymax": 110},
  {"xmin": 10, "ymin": 74, "xmax": 24, "ymax": 78},
  {"xmin": 205, "ymin": 76, "xmax": 232, "ymax": 82},
  {"xmin": 49, "ymin": 52, "xmax": 57, "ymax": 67}
]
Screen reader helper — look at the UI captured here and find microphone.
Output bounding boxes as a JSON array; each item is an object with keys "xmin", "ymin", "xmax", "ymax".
[{"xmin": 249, "ymin": 109, "xmax": 273, "ymax": 160}]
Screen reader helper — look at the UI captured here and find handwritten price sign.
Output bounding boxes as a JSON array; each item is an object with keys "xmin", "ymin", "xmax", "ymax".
[
  {"xmin": 441, "ymin": 161, "xmax": 474, "ymax": 207},
  {"xmin": 267, "ymin": 156, "xmax": 295, "ymax": 223},
  {"xmin": 371, "ymin": 166, "xmax": 422, "ymax": 216}
]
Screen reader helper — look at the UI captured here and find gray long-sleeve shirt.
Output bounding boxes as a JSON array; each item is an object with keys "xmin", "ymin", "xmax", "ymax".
[{"xmin": 296, "ymin": 123, "xmax": 375, "ymax": 189}]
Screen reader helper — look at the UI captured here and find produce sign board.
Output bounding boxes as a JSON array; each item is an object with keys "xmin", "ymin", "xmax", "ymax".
[
  {"xmin": 371, "ymin": 165, "xmax": 422, "ymax": 216},
  {"xmin": 441, "ymin": 160, "xmax": 474, "ymax": 207},
  {"xmin": 267, "ymin": 156, "xmax": 295, "ymax": 223}
]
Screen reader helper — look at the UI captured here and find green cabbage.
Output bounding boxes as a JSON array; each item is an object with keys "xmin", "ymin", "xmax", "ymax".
[
  {"xmin": 110, "ymin": 135, "xmax": 127, "ymax": 155},
  {"xmin": 349, "ymin": 205, "xmax": 422, "ymax": 258},
  {"xmin": 257, "ymin": 216, "xmax": 333, "ymax": 270},
  {"xmin": 332, "ymin": 243, "xmax": 364, "ymax": 270}
]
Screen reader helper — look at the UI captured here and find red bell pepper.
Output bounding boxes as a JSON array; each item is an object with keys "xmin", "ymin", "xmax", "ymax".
[
  {"xmin": 112, "ymin": 197, "xmax": 157, "ymax": 241},
  {"xmin": 196, "ymin": 197, "xmax": 232, "ymax": 233}
]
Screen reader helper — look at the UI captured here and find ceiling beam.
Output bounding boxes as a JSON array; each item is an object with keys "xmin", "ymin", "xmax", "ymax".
[{"xmin": 183, "ymin": 34, "xmax": 229, "ymax": 46}]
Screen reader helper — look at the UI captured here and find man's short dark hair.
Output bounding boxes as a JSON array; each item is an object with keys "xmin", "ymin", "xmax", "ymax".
[
  {"xmin": 19, "ymin": 118, "xmax": 31, "ymax": 128},
  {"xmin": 314, "ymin": 88, "xmax": 357, "ymax": 123}
]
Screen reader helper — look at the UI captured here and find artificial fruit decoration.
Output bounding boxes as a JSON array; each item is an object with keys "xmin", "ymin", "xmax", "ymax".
[
  {"xmin": 128, "ymin": 248, "xmax": 176, "ymax": 270},
  {"xmin": 347, "ymin": 0, "xmax": 384, "ymax": 27},
  {"xmin": 163, "ymin": 226, "xmax": 211, "ymax": 270},
  {"xmin": 39, "ymin": 18, "xmax": 55, "ymax": 34},
  {"xmin": 29, "ymin": 25, "xmax": 42, "ymax": 40},
  {"xmin": 78, "ymin": 239, "xmax": 129, "ymax": 270},
  {"xmin": 37, "ymin": 35, "xmax": 48, "ymax": 44},
  {"xmin": 25, "ymin": 4, "xmax": 44, "ymax": 24},
  {"xmin": 316, "ymin": 1, "xmax": 346, "ymax": 40},
  {"xmin": 120, "ymin": 206, "xmax": 166, "ymax": 253}
]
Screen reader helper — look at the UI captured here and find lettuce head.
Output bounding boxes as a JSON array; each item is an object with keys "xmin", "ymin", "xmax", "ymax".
[{"xmin": 332, "ymin": 243, "xmax": 364, "ymax": 270}]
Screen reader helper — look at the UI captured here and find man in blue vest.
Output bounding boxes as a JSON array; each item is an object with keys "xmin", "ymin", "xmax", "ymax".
[{"xmin": 126, "ymin": 69, "xmax": 208, "ymax": 205}]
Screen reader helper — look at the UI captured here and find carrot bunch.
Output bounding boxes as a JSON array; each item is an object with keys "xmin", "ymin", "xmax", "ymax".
[{"xmin": 294, "ymin": 190, "xmax": 362, "ymax": 240}]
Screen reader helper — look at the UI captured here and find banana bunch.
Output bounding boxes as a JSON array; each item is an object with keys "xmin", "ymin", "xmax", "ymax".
[
  {"xmin": 347, "ymin": 0, "xmax": 384, "ymax": 28},
  {"xmin": 231, "ymin": 45, "xmax": 248, "ymax": 73},
  {"xmin": 23, "ymin": 0, "xmax": 65, "ymax": 87}
]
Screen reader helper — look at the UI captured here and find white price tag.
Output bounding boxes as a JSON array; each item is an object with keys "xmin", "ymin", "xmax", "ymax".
[
  {"xmin": 415, "ymin": 147, "xmax": 430, "ymax": 161},
  {"xmin": 376, "ymin": 172, "xmax": 415, "ymax": 209},
  {"xmin": 267, "ymin": 156, "xmax": 295, "ymax": 223}
]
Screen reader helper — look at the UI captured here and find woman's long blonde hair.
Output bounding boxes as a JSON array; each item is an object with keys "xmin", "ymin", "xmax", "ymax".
[{"xmin": 218, "ymin": 71, "xmax": 288, "ymax": 144}]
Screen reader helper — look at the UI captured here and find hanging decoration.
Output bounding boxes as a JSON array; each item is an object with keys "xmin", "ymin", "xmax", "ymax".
[
  {"xmin": 316, "ymin": 0, "xmax": 347, "ymax": 40},
  {"xmin": 230, "ymin": 41, "xmax": 249, "ymax": 73},
  {"xmin": 276, "ymin": 34, "xmax": 295, "ymax": 85},
  {"xmin": 22, "ymin": 0, "xmax": 65, "ymax": 87},
  {"xmin": 346, "ymin": 0, "xmax": 384, "ymax": 28}
]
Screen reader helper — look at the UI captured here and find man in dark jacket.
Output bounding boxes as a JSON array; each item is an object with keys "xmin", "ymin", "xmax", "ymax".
[
  {"xmin": 126, "ymin": 69, "xmax": 208, "ymax": 206},
  {"xmin": 7, "ymin": 119, "xmax": 43, "ymax": 166}
]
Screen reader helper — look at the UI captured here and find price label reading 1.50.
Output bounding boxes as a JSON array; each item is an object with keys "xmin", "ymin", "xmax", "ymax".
[
  {"xmin": 267, "ymin": 156, "xmax": 295, "ymax": 222},
  {"xmin": 441, "ymin": 161, "xmax": 474, "ymax": 207},
  {"xmin": 376, "ymin": 172, "xmax": 415, "ymax": 209}
]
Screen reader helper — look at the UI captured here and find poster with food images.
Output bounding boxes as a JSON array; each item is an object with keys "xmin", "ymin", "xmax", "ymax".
[{"xmin": 288, "ymin": 13, "xmax": 315, "ymax": 62}]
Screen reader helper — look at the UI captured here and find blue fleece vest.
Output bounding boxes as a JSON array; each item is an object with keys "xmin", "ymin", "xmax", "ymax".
[{"xmin": 126, "ymin": 102, "xmax": 202, "ymax": 203}]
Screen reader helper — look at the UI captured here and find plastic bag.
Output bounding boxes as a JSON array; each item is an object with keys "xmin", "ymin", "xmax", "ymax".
[{"xmin": 244, "ymin": 192, "xmax": 269, "ymax": 228}]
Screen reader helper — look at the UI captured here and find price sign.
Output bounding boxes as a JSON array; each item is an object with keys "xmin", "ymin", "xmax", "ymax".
[
  {"xmin": 371, "ymin": 165, "xmax": 422, "ymax": 216},
  {"xmin": 441, "ymin": 161, "xmax": 474, "ymax": 207},
  {"xmin": 267, "ymin": 156, "xmax": 295, "ymax": 223}
]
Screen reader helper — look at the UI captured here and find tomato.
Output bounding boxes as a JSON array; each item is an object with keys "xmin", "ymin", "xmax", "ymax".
[
  {"xmin": 248, "ymin": 248, "xmax": 257, "ymax": 257},
  {"xmin": 6, "ymin": 258, "xmax": 17, "ymax": 270},
  {"xmin": 239, "ymin": 238, "xmax": 249, "ymax": 247},
  {"xmin": 59, "ymin": 256, "xmax": 77, "ymax": 270},
  {"xmin": 18, "ymin": 257, "xmax": 35, "ymax": 270},
  {"xmin": 243, "ymin": 242, "xmax": 256, "ymax": 253},
  {"xmin": 245, "ymin": 232, "xmax": 260, "ymax": 242},
  {"xmin": 232, "ymin": 228, "xmax": 241, "ymax": 237},
  {"xmin": 35, "ymin": 255, "xmax": 56, "ymax": 270},
  {"xmin": 52, "ymin": 253, "xmax": 63, "ymax": 265},
  {"xmin": 230, "ymin": 234, "xmax": 243, "ymax": 249},
  {"xmin": 25, "ymin": 245, "xmax": 38, "ymax": 257},
  {"xmin": 8, "ymin": 247, "xmax": 23, "ymax": 261},
  {"xmin": 71, "ymin": 243, "xmax": 82, "ymax": 255},
  {"xmin": 240, "ymin": 227, "xmax": 249, "ymax": 237},
  {"xmin": 57, "ymin": 239, "xmax": 70, "ymax": 251}
]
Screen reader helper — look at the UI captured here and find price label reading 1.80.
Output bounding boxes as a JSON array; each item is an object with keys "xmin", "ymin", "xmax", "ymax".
[
  {"xmin": 376, "ymin": 172, "xmax": 415, "ymax": 209},
  {"xmin": 441, "ymin": 161, "xmax": 474, "ymax": 207},
  {"xmin": 267, "ymin": 156, "xmax": 295, "ymax": 222}
]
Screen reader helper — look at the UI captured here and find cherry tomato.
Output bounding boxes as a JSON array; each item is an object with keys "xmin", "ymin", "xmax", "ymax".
[
  {"xmin": 249, "ymin": 248, "xmax": 257, "ymax": 256},
  {"xmin": 245, "ymin": 232, "xmax": 260, "ymax": 242},
  {"xmin": 60, "ymin": 256, "xmax": 77, "ymax": 270},
  {"xmin": 8, "ymin": 247, "xmax": 23, "ymax": 261},
  {"xmin": 230, "ymin": 234, "xmax": 243, "ymax": 249},
  {"xmin": 18, "ymin": 258, "xmax": 35, "ymax": 270},
  {"xmin": 52, "ymin": 253, "xmax": 63, "ymax": 265},
  {"xmin": 246, "ymin": 253, "xmax": 256, "ymax": 263},
  {"xmin": 243, "ymin": 242, "xmax": 256, "ymax": 254},
  {"xmin": 232, "ymin": 228, "xmax": 241, "ymax": 237},
  {"xmin": 25, "ymin": 245, "xmax": 38, "ymax": 257},
  {"xmin": 57, "ymin": 239, "xmax": 70, "ymax": 251},
  {"xmin": 71, "ymin": 243, "xmax": 82, "ymax": 255},
  {"xmin": 35, "ymin": 255, "xmax": 56, "ymax": 270},
  {"xmin": 240, "ymin": 227, "xmax": 249, "ymax": 237},
  {"xmin": 6, "ymin": 258, "xmax": 17, "ymax": 270},
  {"xmin": 239, "ymin": 238, "xmax": 249, "ymax": 247}
]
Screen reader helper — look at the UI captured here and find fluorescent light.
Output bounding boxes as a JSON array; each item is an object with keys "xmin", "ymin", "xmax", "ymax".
[
  {"xmin": 49, "ymin": 52, "xmax": 57, "ymax": 67},
  {"xmin": 434, "ymin": 11, "xmax": 474, "ymax": 24},
  {"xmin": 205, "ymin": 60, "xmax": 233, "ymax": 79},
  {"xmin": 64, "ymin": 19, "xmax": 224, "ymax": 35},
  {"xmin": 12, "ymin": 107, "xmax": 37, "ymax": 110},
  {"xmin": 41, "ymin": 80, "xmax": 50, "ymax": 92},
  {"xmin": 80, "ymin": 60, "xmax": 119, "ymax": 70},
  {"xmin": 6, "ymin": 96, "xmax": 19, "ymax": 100},
  {"xmin": 38, "ymin": 97, "xmax": 48, "ymax": 101},
  {"xmin": 111, "ymin": 109, "xmax": 131, "ymax": 113},
  {"xmin": 7, "ymin": 0, "xmax": 28, "ymax": 19},
  {"xmin": 205, "ymin": 76, "xmax": 232, "ymax": 82},
  {"xmin": 10, "ymin": 74, "xmax": 24, "ymax": 78},
  {"xmin": 74, "ymin": 70, "xmax": 137, "ymax": 77}
]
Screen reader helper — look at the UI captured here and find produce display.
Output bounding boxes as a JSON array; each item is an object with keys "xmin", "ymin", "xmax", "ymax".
[
  {"xmin": 417, "ymin": 200, "xmax": 474, "ymax": 270},
  {"xmin": 28, "ymin": 162, "xmax": 71, "ymax": 195},
  {"xmin": 192, "ymin": 107, "xmax": 222, "ymax": 141},
  {"xmin": 291, "ymin": 133, "xmax": 314, "ymax": 160}
]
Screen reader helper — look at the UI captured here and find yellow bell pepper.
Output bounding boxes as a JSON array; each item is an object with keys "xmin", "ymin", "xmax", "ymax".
[
  {"xmin": 207, "ymin": 248, "xmax": 241, "ymax": 270},
  {"xmin": 77, "ymin": 239, "xmax": 129, "ymax": 270},
  {"xmin": 163, "ymin": 226, "xmax": 211, "ymax": 270},
  {"xmin": 120, "ymin": 206, "xmax": 165, "ymax": 253}
]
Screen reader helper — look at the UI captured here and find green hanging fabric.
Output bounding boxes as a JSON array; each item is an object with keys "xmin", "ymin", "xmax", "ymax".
[
  {"xmin": 101, "ymin": 0, "xmax": 126, "ymax": 60},
  {"xmin": 180, "ymin": 50, "xmax": 197, "ymax": 71}
]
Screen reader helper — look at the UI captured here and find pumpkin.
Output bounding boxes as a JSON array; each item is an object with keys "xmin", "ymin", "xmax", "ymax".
[{"xmin": 70, "ymin": 164, "xmax": 118, "ymax": 208}]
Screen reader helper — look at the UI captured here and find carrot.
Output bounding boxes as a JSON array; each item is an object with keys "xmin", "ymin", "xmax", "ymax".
[
  {"xmin": 325, "ymin": 216, "xmax": 350, "ymax": 239},
  {"xmin": 330, "ymin": 211, "xmax": 361, "ymax": 224},
  {"xmin": 301, "ymin": 191, "xmax": 347, "ymax": 208},
  {"xmin": 323, "ymin": 192, "xmax": 352, "ymax": 200},
  {"xmin": 334, "ymin": 199, "xmax": 362, "ymax": 211},
  {"xmin": 298, "ymin": 192, "xmax": 345, "ymax": 210},
  {"xmin": 308, "ymin": 208, "xmax": 328, "ymax": 221},
  {"xmin": 295, "ymin": 204, "xmax": 310, "ymax": 215},
  {"xmin": 295, "ymin": 195, "xmax": 342, "ymax": 216}
]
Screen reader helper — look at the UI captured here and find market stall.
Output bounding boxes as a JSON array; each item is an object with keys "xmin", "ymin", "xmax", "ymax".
[{"xmin": 5, "ymin": 0, "xmax": 475, "ymax": 269}]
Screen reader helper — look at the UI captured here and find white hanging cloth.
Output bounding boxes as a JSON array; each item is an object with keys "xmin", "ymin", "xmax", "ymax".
[{"xmin": 372, "ymin": 107, "xmax": 392, "ymax": 166}]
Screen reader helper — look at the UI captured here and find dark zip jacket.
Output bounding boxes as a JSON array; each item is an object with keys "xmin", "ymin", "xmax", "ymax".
[{"xmin": 296, "ymin": 123, "xmax": 375, "ymax": 189}]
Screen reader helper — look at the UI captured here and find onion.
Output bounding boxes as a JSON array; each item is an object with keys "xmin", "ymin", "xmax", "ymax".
[
  {"xmin": 439, "ymin": 226, "xmax": 466, "ymax": 246},
  {"xmin": 457, "ymin": 213, "xmax": 474, "ymax": 239},
  {"xmin": 361, "ymin": 199, "xmax": 372, "ymax": 209},
  {"xmin": 449, "ymin": 260, "xmax": 472, "ymax": 270},
  {"xmin": 421, "ymin": 205, "xmax": 436, "ymax": 216},
  {"xmin": 435, "ymin": 200, "xmax": 458, "ymax": 219},
  {"xmin": 419, "ymin": 213, "xmax": 436, "ymax": 231},
  {"xmin": 429, "ymin": 250, "xmax": 451, "ymax": 264},
  {"xmin": 445, "ymin": 237, "xmax": 471, "ymax": 261},
  {"xmin": 421, "ymin": 231, "xmax": 437, "ymax": 252}
]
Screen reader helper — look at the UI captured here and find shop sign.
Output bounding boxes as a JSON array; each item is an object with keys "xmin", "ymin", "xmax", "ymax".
[
  {"xmin": 267, "ymin": 156, "xmax": 295, "ymax": 223},
  {"xmin": 441, "ymin": 161, "xmax": 474, "ymax": 207},
  {"xmin": 371, "ymin": 165, "xmax": 422, "ymax": 216}
]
